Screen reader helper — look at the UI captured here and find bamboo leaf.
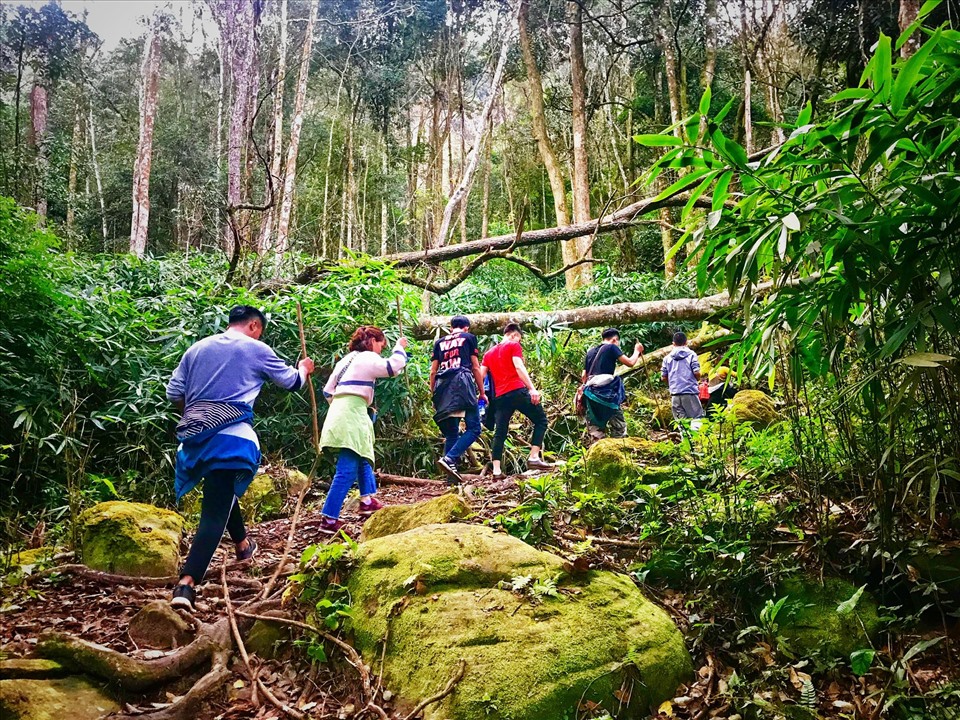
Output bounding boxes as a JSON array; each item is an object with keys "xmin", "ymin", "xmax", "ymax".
[{"xmin": 633, "ymin": 134, "xmax": 683, "ymax": 147}]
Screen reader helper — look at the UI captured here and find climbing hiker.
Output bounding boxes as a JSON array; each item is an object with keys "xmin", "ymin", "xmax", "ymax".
[
  {"xmin": 579, "ymin": 328, "xmax": 644, "ymax": 441},
  {"xmin": 165, "ymin": 305, "xmax": 315, "ymax": 611},
  {"xmin": 430, "ymin": 315, "xmax": 486, "ymax": 483},
  {"xmin": 705, "ymin": 366, "xmax": 738, "ymax": 413},
  {"xmin": 481, "ymin": 323, "xmax": 553, "ymax": 478},
  {"xmin": 318, "ymin": 325, "xmax": 408, "ymax": 535},
  {"xmin": 661, "ymin": 331, "xmax": 704, "ymax": 424}
]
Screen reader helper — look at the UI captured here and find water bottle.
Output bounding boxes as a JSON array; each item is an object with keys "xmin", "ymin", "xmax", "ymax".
[{"xmin": 478, "ymin": 397, "xmax": 487, "ymax": 419}]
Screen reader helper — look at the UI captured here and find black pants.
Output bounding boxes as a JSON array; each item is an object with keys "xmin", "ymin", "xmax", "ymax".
[
  {"xmin": 491, "ymin": 388, "xmax": 548, "ymax": 461},
  {"xmin": 181, "ymin": 469, "xmax": 247, "ymax": 582}
]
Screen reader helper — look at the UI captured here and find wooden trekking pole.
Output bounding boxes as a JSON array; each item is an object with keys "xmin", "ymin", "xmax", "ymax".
[
  {"xmin": 295, "ymin": 302, "xmax": 320, "ymax": 453},
  {"xmin": 395, "ymin": 296, "xmax": 412, "ymax": 395},
  {"xmin": 637, "ymin": 348, "xmax": 667, "ymax": 424}
]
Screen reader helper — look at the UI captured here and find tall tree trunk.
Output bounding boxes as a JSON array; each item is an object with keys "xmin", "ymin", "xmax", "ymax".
[
  {"xmin": 741, "ymin": 0, "xmax": 754, "ymax": 154},
  {"xmin": 13, "ymin": 35, "xmax": 25, "ymax": 202},
  {"xmin": 655, "ymin": 67, "xmax": 677, "ymax": 278},
  {"xmin": 899, "ymin": 0, "xmax": 921, "ymax": 58},
  {"xmin": 129, "ymin": 24, "xmax": 161, "ymax": 257},
  {"xmin": 321, "ymin": 51, "xmax": 351, "ymax": 259},
  {"xmin": 481, "ymin": 128, "xmax": 492, "ymax": 239},
  {"xmin": 66, "ymin": 100, "xmax": 82, "ymax": 234},
  {"xmin": 699, "ymin": 0, "xmax": 718, "ymax": 139},
  {"xmin": 568, "ymin": 0, "xmax": 593, "ymax": 287},
  {"xmin": 257, "ymin": 0, "xmax": 288, "ymax": 255},
  {"xmin": 29, "ymin": 84, "xmax": 49, "ymax": 221},
  {"xmin": 380, "ymin": 135, "xmax": 389, "ymax": 255},
  {"xmin": 433, "ymin": 1, "xmax": 518, "ymax": 249},
  {"xmin": 87, "ymin": 106, "xmax": 108, "ymax": 248},
  {"xmin": 209, "ymin": 0, "xmax": 260, "ymax": 253},
  {"xmin": 658, "ymin": 5, "xmax": 683, "ymax": 127},
  {"xmin": 274, "ymin": 0, "xmax": 317, "ymax": 256},
  {"xmin": 519, "ymin": 0, "xmax": 578, "ymax": 286}
]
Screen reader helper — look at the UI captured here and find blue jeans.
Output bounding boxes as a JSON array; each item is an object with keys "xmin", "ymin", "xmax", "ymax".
[
  {"xmin": 322, "ymin": 449, "xmax": 376, "ymax": 519},
  {"xmin": 437, "ymin": 407, "xmax": 481, "ymax": 464}
]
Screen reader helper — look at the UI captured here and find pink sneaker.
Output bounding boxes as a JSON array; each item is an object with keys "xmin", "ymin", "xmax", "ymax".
[
  {"xmin": 320, "ymin": 516, "xmax": 346, "ymax": 535},
  {"xmin": 358, "ymin": 497, "xmax": 385, "ymax": 516}
]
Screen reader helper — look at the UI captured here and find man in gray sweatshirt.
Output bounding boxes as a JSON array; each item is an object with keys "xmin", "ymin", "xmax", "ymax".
[{"xmin": 661, "ymin": 332, "xmax": 704, "ymax": 421}]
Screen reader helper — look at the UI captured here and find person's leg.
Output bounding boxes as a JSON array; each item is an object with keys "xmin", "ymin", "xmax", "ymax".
[
  {"xmin": 321, "ymin": 449, "xmax": 361, "ymax": 519},
  {"xmin": 671, "ymin": 395, "xmax": 688, "ymax": 420},
  {"xmin": 687, "ymin": 395, "xmax": 706, "ymax": 420},
  {"xmin": 491, "ymin": 394, "xmax": 518, "ymax": 475},
  {"xmin": 515, "ymin": 392, "xmax": 549, "ymax": 462},
  {"xmin": 607, "ymin": 409, "xmax": 627, "ymax": 438},
  {"xmin": 437, "ymin": 416, "xmax": 461, "ymax": 457},
  {"xmin": 358, "ymin": 458, "xmax": 377, "ymax": 498},
  {"xmin": 446, "ymin": 407, "xmax": 481, "ymax": 463},
  {"xmin": 180, "ymin": 469, "xmax": 238, "ymax": 586}
]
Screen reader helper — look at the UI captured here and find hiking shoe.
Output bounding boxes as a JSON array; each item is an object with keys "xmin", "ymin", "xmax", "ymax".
[
  {"xmin": 319, "ymin": 516, "xmax": 346, "ymax": 535},
  {"xmin": 358, "ymin": 497, "xmax": 385, "ymax": 516},
  {"xmin": 170, "ymin": 584, "xmax": 196, "ymax": 612},
  {"xmin": 527, "ymin": 457, "xmax": 556, "ymax": 470},
  {"xmin": 437, "ymin": 456, "xmax": 463, "ymax": 484},
  {"xmin": 236, "ymin": 537, "xmax": 258, "ymax": 561}
]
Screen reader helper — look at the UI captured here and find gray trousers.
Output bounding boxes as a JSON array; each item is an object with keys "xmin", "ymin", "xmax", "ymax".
[
  {"xmin": 587, "ymin": 408, "xmax": 627, "ymax": 441},
  {"xmin": 671, "ymin": 394, "xmax": 705, "ymax": 420}
]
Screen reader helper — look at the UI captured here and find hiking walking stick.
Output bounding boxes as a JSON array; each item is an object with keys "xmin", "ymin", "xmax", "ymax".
[
  {"xmin": 295, "ymin": 302, "xmax": 320, "ymax": 453},
  {"xmin": 395, "ymin": 296, "xmax": 413, "ymax": 396}
]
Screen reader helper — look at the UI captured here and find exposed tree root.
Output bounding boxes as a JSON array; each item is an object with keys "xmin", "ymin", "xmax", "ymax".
[
  {"xmin": 114, "ymin": 651, "xmax": 233, "ymax": 720},
  {"xmin": 376, "ymin": 472, "xmax": 447, "ymax": 488}
]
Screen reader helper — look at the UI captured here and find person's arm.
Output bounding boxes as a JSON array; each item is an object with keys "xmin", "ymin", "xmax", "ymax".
[
  {"xmin": 471, "ymin": 356, "xmax": 487, "ymax": 401},
  {"xmin": 691, "ymin": 355, "xmax": 702, "ymax": 380},
  {"xmin": 660, "ymin": 357, "xmax": 669, "ymax": 384},
  {"xmin": 367, "ymin": 338, "xmax": 410, "ymax": 379},
  {"xmin": 618, "ymin": 342, "xmax": 644, "ymax": 368},
  {"xmin": 166, "ymin": 354, "xmax": 188, "ymax": 412},
  {"xmin": 511, "ymin": 355, "xmax": 541, "ymax": 404},
  {"xmin": 258, "ymin": 343, "xmax": 314, "ymax": 391},
  {"xmin": 429, "ymin": 360, "xmax": 439, "ymax": 392}
]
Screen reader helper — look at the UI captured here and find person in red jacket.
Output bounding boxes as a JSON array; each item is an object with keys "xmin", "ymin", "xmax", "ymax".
[{"xmin": 481, "ymin": 323, "xmax": 553, "ymax": 478}]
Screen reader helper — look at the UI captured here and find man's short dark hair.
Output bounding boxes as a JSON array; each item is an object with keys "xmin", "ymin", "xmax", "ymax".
[
  {"xmin": 673, "ymin": 331, "xmax": 687, "ymax": 345},
  {"xmin": 451, "ymin": 315, "xmax": 471, "ymax": 329},
  {"xmin": 601, "ymin": 328, "xmax": 620, "ymax": 340},
  {"xmin": 229, "ymin": 305, "xmax": 267, "ymax": 328},
  {"xmin": 503, "ymin": 322, "xmax": 522, "ymax": 336}
]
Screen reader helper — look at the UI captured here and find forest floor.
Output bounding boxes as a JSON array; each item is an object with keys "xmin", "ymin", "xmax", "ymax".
[{"xmin": 1, "ymin": 461, "xmax": 957, "ymax": 720}]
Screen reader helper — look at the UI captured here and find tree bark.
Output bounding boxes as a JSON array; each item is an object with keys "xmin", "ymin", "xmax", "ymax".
[
  {"xmin": 129, "ymin": 23, "xmax": 162, "ymax": 257},
  {"xmin": 256, "ymin": 0, "xmax": 288, "ymax": 255},
  {"xmin": 481, "ymin": 128, "xmax": 492, "ymax": 239},
  {"xmin": 519, "ymin": 0, "xmax": 578, "ymax": 286},
  {"xmin": 568, "ymin": 0, "xmax": 593, "ymax": 287},
  {"xmin": 899, "ymin": 0, "xmax": 921, "ymax": 58},
  {"xmin": 700, "ymin": 0, "xmax": 718, "ymax": 139},
  {"xmin": 432, "ymin": 1, "xmax": 519, "ymax": 249},
  {"xmin": 29, "ymin": 84, "xmax": 49, "ymax": 221},
  {"xmin": 274, "ymin": 0, "xmax": 317, "ymax": 256}
]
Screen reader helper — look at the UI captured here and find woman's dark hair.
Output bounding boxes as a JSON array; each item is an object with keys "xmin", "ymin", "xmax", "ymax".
[{"xmin": 349, "ymin": 326, "xmax": 386, "ymax": 352}]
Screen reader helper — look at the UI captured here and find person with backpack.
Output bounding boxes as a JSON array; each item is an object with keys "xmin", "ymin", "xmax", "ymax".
[
  {"xmin": 318, "ymin": 326, "xmax": 408, "ymax": 535},
  {"xmin": 481, "ymin": 323, "xmax": 553, "ymax": 478},
  {"xmin": 430, "ymin": 316, "xmax": 486, "ymax": 483},
  {"xmin": 165, "ymin": 305, "xmax": 315, "ymax": 611},
  {"xmin": 579, "ymin": 328, "xmax": 644, "ymax": 441},
  {"xmin": 660, "ymin": 331, "xmax": 704, "ymax": 422}
]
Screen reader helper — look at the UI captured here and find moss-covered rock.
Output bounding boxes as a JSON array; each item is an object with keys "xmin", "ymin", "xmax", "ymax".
[
  {"xmin": 0, "ymin": 660, "xmax": 69, "ymax": 681},
  {"xmin": 7, "ymin": 548, "xmax": 55, "ymax": 568},
  {"xmin": 128, "ymin": 600, "xmax": 194, "ymax": 650},
  {"xmin": 78, "ymin": 502, "xmax": 183, "ymax": 578},
  {"xmin": 246, "ymin": 611, "xmax": 292, "ymax": 659},
  {"xmin": 774, "ymin": 576, "xmax": 881, "ymax": 658},
  {"xmin": 0, "ymin": 677, "xmax": 119, "ymax": 720},
  {"xmin": 181, "ymin": 471, "xmax": 285, "ymax": 527},
  {"xmin": 580, "ymin": 437, "xmax": 674, "ymax": 495},
  {"xmin": 729, "ymin": 390, "xmax": 781, "ymax": 428},
  {"xmin": 345, "ymin": 523, "xmax": 692, "ymax": 720},
  {"xmin": 360, "ymin": 494, "xmax": 472, "ymax": 541},
  {"xmin": 636, "ymin": 396, "xmax": 674, "ymax": 429}
]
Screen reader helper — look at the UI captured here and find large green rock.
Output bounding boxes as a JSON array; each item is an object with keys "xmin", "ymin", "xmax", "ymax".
[
  {"xmin": 360, "ymin": 494, "xmax": 472, "ymax": 541},
  {"xmin": 636, "ymin": 396, "xmax": 673, "ymax": 429},
  {"xmin": 345, "ymin": 523, "xmax": 692, "ymax": 720},
  {"xmin": 774, "ymin": 576, "xmax": 881, "ymax": 658},
  {"xmin": 580, "ymin": 437, "xmax": 675, "ymax": 495},
  {"xmin": 78, "ymin": 501, "xmax": 183, "ymax": 578},
  {"xmin": 0, "ymin": 677, "xmax": 119, "ymax": 720},
  {"xmin": 729, "ymin": 390, "xmax": 781, "ymax": 428},
  {"xmin": 181, "ymin": 470, "xmax": 288, "ymax": 527}
]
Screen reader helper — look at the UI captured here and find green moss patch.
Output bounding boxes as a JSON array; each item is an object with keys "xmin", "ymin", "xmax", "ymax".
[
  {"xmin": 730, "ymin": 390, "xmax": 781, "ymax": 428},
  {"xmin": 0, "ymin": 676, "xmax": 119, "ymax": 720},
  {"xmin": 360, "ymin": 494, "xmax": 472, "ymax": 541},
  {"xmin": 344, "ymin": 523, "xmax": 691, "ymax": 720},
  {"xmin": 580, "ymin": 437, "xmax": 675, "ymax": 495}
]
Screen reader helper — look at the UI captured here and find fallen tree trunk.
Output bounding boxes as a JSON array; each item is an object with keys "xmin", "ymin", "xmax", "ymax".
[
  {"xmin": 414, "ymin": 278, "xmax": 798, "ymax": 338},
  {"xmin": 294, "ymin": 190, "xmax": 712, "ymax": 281}
]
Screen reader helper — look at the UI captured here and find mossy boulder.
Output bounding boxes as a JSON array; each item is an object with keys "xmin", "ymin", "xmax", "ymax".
[
  {"xmin": 0, "ymin": 677, "xmax": 119, "ymax": 720},
  {"xmin": 7, "ymin": 548, "xmax": 55, "ymax": 569},
  {"xmin": 181, "ymin": 471, "xmax": 286, "ymax": 526},
  {"xmin": 773, "ymin": 576, "xmax": 881, "ymax": 658},
  {"xmin": 246, "ymin": 611, "xmax": 293, "ymax": 659},
  {"xmin": 580, "ymin": 437, "xmax": 675, "ymax": 495},
  {"xmin": 344, "ymin": 523, "xmax": 692, "ymax": 720},
  {"xmin": 78, "ymin": 502, "xmax": 183, "ymax": 578},
  {"xmin": 360, "ymin": 494, "xmax": 472, "ymax": 541},
  {"xmin": 636, "ymin": 396, "xmax": 674, "ymax": 429},
  {"xmin": 729, "ymin": 390, "xmax": 781, "ymax": 428}
]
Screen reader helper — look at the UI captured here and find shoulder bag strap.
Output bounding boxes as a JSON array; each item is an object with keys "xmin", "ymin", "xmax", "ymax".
[
  {"xmin": 586, "ymin": 345, "xmax": 606, "ymax": 378},
  {"xmin": 332, "ymin": 351, "xmax": 359, "ymax": 392}
]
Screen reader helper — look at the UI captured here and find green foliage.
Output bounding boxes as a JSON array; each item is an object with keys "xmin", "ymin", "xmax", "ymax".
[{"xmin": 491, "ymin": 473, "xmax": 563, "ymax": 543}]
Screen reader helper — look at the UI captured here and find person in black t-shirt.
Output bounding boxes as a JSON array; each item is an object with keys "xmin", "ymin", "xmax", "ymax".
[
  {"xmin": 581, "ymin": 328, "xmax": 643, "ymax": 441},
  {"xmin": 429, "ymin": 316, "xmax": 486, "ymax": 483}
]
